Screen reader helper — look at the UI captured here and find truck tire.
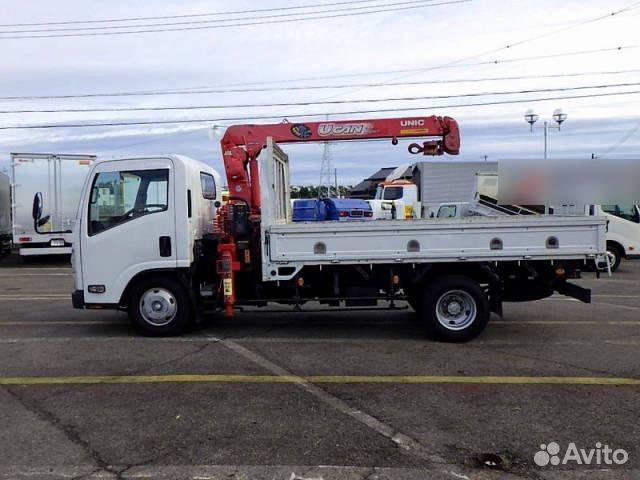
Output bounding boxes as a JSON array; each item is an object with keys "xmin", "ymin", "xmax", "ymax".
[
  {"xmin": 419, "ymin": 275, "xmax": 489, "ymax": 342},
  {"xmin": 606, "ymin": 243, "xmax": 622, "ymax": 272},
  {"xmin": 128, "ymin": 276, "xmax": 191, "ymax": 336}
]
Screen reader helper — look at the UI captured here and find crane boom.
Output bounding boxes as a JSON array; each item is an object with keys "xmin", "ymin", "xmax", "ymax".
[
  {"xmin": 215, "ymin": 115, "xmax": 460, "ymax": 316},
  {"xmin": 220, "ymin": 116, "xmax": 460, "ymax": 213}
]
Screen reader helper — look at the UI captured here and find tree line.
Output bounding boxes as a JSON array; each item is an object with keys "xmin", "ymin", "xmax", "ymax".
[{"xmin": 290, "ymin": 185, "xmax": 353, "ymax": 199}]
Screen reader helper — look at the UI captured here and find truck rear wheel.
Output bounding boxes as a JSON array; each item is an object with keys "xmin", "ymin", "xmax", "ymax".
[
  {"xmin": 128, "ymin": 276, "xmax": 191, "ymax": 336},
  {"xmin": 419, "ymin": 275, "xmax": 489, "ymax": 342}
]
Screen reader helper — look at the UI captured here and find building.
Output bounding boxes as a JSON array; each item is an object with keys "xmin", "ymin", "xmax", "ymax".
[{"xmin": 349, "ymin": 166, "xmax": 413, "ymax": 199}]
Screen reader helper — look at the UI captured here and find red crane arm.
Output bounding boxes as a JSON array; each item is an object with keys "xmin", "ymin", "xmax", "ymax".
[{"xmin": 220, "ymin": 116, "xmax": 460, "ymax": 212}]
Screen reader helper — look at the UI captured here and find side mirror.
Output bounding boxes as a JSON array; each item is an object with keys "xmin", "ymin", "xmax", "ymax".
[
  {"xmin": 32, "ymin": 192, "xmax": 50, "ymax": 233},
  {"xmin": 32, "ymin": 192, "xmax": 43, "ymax": 222}
]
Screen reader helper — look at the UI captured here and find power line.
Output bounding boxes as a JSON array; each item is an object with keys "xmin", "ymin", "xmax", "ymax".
[
  {"xmin": 2, "ymin": 89, "xmax": 639, "ymax": 130},
  {"xmin": 312, "ymin": 2, "xmax": 640, "ymax": 104},
  {"xmin": 1, "ymin": 47, "xmax": 635, "ymax": 102},
  {"xmin": 0, "ymin": 0, "xmax": 469, "ymax": 39},
  {"xmin": 3, "ymin": 68, "xmax": 639, "ymax": 101},
  {"xmin": 602, "ymin": 119, "xmax": 640, "ymax": 154},
  {"xmin": 0, "ymin": 0, "xmax": 407, "ymax": 27},
  {"xmin": 100, "ymin": 128, "xmax": 209, "ymax": 152},
  {"xmin": 492, "ymin": 1, "xmax": 640, "ymax": 53},
  {"xmin": 0, "ymin": 0, "xmax": 442, "ymax": 34},
  {"xmin": 135, "ymin": 69, "xmax": 640, "ymax": 95},
  {"xmin": 2, "ymin": 82, "xmax": 638, "ymax": 114}
]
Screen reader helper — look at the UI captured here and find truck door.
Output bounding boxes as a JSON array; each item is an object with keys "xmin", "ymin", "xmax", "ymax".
[{"xmin": 79, "ymin": 158, "xmax": 176, "ymax": 306}]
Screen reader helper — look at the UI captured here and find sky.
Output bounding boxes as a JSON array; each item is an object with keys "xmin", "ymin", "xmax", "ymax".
[{"xmin": 0, "ymin": 0, "xmax": 639, "ymax": 186}]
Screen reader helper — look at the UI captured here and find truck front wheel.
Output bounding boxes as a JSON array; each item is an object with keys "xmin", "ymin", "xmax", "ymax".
[
  {"xmin": 419, "ymin": 275, "xmax": 489, "ymax": 342},
  {"xmin": 606, "ymin": 243, "xmax": 623, "ymax": 272},
  {"xmin": 128, "ymin": 276, "xmax": 191, "ymax": 336}
]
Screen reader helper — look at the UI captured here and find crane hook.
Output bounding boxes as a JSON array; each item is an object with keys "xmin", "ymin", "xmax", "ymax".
[{"xmin": 408, "ymin": 141, "xmax": 442, "ymax": 155}]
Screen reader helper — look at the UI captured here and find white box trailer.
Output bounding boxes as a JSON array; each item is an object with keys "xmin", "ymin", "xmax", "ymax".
[
  {"xmin": 0, "ymin": 171, "xmax": 11, "ymax": 256},
  {"xmin": 413, "ymin": 160, "xmax": 498, "ymax": 205},
  {"xmin": 11, "ymin": 153, "xmax": 95, "ymax": 256}
]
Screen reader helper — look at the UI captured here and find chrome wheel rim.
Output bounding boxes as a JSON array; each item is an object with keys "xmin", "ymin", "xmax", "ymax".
[
  {"xmin": 435, "ymin": 289, "xmax": 477, "ymax": 331},
  {"xmin": 607, "ymin": 249, "xmax": 617, "ymax": 268},
  {"xmin": 139, "ymin": 288, "xmax": 177, "ymax": 327}
]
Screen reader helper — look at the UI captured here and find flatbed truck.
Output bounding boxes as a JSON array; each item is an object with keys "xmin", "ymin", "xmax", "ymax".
[{"xmin": 66, "ymin": 117, "xmax": 607, "ymax": 342}]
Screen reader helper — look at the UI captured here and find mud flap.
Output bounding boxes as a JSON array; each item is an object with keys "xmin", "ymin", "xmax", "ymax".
[
  {"xmin": 489, "ymin": 284, "xmax": 503, "ymax": 317},
  {"xmin": 555, "ymin": 281, "xmax": 591, "ymax": 303}
]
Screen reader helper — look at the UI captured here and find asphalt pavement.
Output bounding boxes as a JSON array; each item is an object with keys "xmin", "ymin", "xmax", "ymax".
[{"xmin": 0, "ymin": 253, "xmax": 638, "ymax": 479}]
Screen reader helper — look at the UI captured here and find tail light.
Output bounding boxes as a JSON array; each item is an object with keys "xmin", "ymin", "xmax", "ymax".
[
  {"xmin": 18, "ymin": 236, "xmax": 32, "ymax": 243},
  {"xmin": 364, "ymin": 211, "xmax": 373, "ymax": 217},
  {"xmin": 339, "ymin": 211, "xmax": 349, "ymax": 217}
]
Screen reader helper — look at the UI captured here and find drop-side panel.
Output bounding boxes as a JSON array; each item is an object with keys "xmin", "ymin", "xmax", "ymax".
[{"xmin": 266, "ymin": 216, "xmax": 606, "ymax": 271}]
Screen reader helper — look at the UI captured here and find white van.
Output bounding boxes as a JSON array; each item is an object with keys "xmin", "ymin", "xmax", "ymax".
[{"xmin": 591, "ymin": 204, "xmax": 640, "ymax": 271}]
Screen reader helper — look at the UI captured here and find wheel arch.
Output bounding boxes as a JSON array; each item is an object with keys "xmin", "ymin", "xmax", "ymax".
[
  {"xmin": 409, "ymin": 262, "xmax": 501, "ymax": 316},
  {"xmin": 119, "ymin": 268, "xmax": 194, "ymax": 308},
  {"xmin": 410, "ymin": 262, "xmax": 494, "ymax": 288},
  {"xmin": 606, "ymin": 240, "xmax": 626, "ymax": 259}
]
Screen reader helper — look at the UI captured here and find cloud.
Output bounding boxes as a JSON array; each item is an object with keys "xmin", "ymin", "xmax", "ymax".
[{"xmin": 1, "ymin": 0, "xmax": 639, "ymax": 184}]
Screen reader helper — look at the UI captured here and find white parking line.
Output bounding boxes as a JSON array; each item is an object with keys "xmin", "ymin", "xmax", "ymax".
[
  {"xmin": 0, "ymin": 294, "xmax": 68, "ymax": 300},
  {"xmin": 594, "ymin": 301, "xmax": 639, "ymax": 311},
  {"xmin": 0, "ymin": 464, "xmax": 505, "ymax": 480},
  {"xmin": 0, "ymin": 273, "xmax": 71, "ymax": 277},
  {"xmin": 0, "ymin": 336, "xmax": 638, "ymax": 346},
  {"xmin": 592, "ymin": 294, "xmax": 640, "ymax": 298},
  {"xmin": 220, "ymin": 337, "xmax": 445, "ymax": 464}
]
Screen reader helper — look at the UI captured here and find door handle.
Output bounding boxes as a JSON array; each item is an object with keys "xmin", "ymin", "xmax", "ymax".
[{"xmin": 159, "ymin": 236, "xmax": 172, "ymax": 257}]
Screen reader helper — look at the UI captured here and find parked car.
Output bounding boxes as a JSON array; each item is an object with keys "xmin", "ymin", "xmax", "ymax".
[{"xmin": 292, "ymin": 198, "xmax": 372, "ymax": 222}]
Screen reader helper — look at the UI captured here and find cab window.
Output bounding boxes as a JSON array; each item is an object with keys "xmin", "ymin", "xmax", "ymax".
[
  {"xmin": 88, "ymin": 169, "xmax": 169, "ymax": 236},
  {"xmin": 437, "ymin": 204, "xmax": 457, "ymax": 218},
  {"xmin": 200, "ymin": 172, "xmax": 217, "ymax": 200},
  {"xmin": 601, "ymin": 204, "xmax": 640, "ymax": 224}
]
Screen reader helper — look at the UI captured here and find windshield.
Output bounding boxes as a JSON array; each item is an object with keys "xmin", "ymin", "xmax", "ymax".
[{"xmin": 382, "ymin": 186, "xmax": 404, "ymax": 200}]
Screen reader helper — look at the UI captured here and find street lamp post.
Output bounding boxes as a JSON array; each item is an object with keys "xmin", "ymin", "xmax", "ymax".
[{"xmin": 524, "ymin": 109, "xmax": 567, "ymax": 160}]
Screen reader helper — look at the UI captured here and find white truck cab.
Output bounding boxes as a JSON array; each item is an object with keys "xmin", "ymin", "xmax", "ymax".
[
  {"xmin": 368, "ymin": 180, "xmax": 419, "ymax": 219},
  {"xmin": 69, "ymin": 155, "xmax": 222, "ymax": 330}
]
